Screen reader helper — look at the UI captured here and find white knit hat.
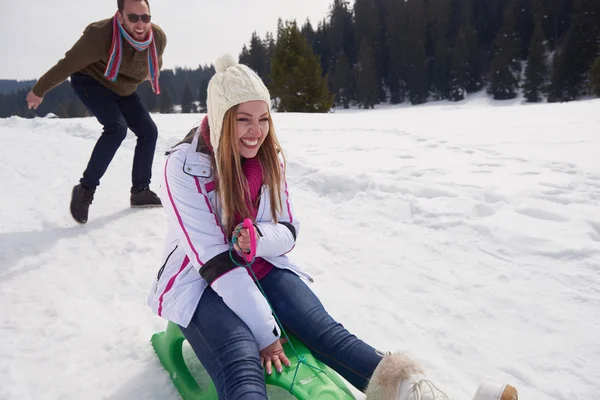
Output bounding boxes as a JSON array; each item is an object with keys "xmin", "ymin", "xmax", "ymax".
[{"xmin": 207, "ymin": 54, "xmax": 271, "ymax": 157}]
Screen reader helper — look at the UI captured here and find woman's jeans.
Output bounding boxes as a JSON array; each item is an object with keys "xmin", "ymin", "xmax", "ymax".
[{"xmin": 179, "ymin": 267, "xmax": 384, "ymax": 399}]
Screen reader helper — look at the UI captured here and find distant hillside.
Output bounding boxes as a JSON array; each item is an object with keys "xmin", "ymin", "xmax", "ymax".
[{"xmin": 0, "ymin": 79, "xmax": 37, "ymax": 94}]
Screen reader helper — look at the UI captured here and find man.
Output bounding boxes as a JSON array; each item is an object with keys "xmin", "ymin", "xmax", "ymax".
[{"xmin": 26, "ymin": 0, "xmax": 167, "ymax": 224}]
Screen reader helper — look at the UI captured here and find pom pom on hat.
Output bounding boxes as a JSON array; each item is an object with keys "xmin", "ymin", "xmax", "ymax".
[
  {"xmin": 206, "ymin": 54, "xmax": 271, "ymax": 160},
  {"xmin": 215, "ymin": 53, "xmax": 238, "ymax": 73}
]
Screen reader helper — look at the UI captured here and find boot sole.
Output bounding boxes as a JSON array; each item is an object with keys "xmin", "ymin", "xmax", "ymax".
[
  {"xmin": 130, "ymin": 204, "xmax": 163, "ymax": 209},
  {"xmin": 71, "ymin": 214, "xmax": 87, "ymax": 224}
]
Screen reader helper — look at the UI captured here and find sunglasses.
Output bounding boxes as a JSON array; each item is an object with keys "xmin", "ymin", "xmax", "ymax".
[{"xmin": 126, "ymin": 13, "xmax": 151, "ymax": 23}]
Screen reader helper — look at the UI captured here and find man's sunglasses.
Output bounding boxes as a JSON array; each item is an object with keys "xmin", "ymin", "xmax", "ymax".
[{"xmin": 126, "ymin": 13, "xmax": 151, "ymax": 23}]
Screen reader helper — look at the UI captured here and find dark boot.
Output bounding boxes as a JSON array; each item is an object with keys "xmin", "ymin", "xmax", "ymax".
[
  {"xmin": 70, "ymin": 184, "xmax": 95, "ymax": 224},
  {"xmin": 131, "ymin": 187, "xmax": 162, "ymax": 208}
]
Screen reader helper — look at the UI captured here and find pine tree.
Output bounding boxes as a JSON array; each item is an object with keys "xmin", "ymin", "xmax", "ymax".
[
  {"xmin": 589, "ymin": 53, "xmax": 600, "ymax": 96},
  {"xmin": 488, "ymin": 0, "xmax": 521, "ymax": 100},
  {"xmin": 523, "ymin": 21, "xmax": 547, "ymax": 102},
  {"xmin": 458, "ymin": 0, "xmax": 484, "ymax": 93},
  {"xmin": 265, "ymin": 32, "xmax": 276, "ymax": 86},
  {"xmin": 542, "ymin": 0, "xmax": 573, "ymax": 50},
  {"xmin": 181, "ymin": 82, "xmax": 195, "ymax": 113},
  {"xmin": 67, "ymin": 99, "xmax": 88, "ymax": 117},
  {"xmin": 239, "ymin": 44, "xmax": 251, "ymax": 65},
  {"xmin": 145, "ymin": 88, "xmax": 158, "ymax": 112},
  {"xmin": 301, "ymin": 19, "xmax": 316, "ymax": 47},
  {"xmin": 354, "ymin": 0, "xmax": 384, "ymax": 102},
  {"xmin": 0, "ymin": 93, "xmax": 8, "ymax": 118},
  {"xmin": 548, "ymin": 0, "xmax": 600, "ymax": 101},
  {"xmin": 159, "ymin": 90, "xmax": 174, "ymax": 114},
  {"xmin": 515, "ymin": 0, "xmax": 535, "ymax": 60},
  {"xmin": 266, "ymin": 32, "xmax": 276, "ymax": 59},
  {"xmin": 473, "ymin": 0, "xmax": 505, "ymax": 67},
  {"xmin": 313, "ymin": 20, "xmax": 333, "ymax": 76},
  {"xmin": 198, "ymin": 78, "xmax": 209, "ymax": 113},
  {"xmin": 404, "ymin": 0, "xmax": 428, "ymax": 104},
  {"xmin": 384, "ymin": 0, "xmax": 407, "ymax": 103},
  {"xmin": 270, "ymin": 20, "xmax": 334, "ymax": 112},
  {"xmin": 239, "ymin": 33, "xmax": 270, "ymax": 85},
  {"xmin": 327, "ymin": 0, "xmax": 357, "ymax": 104},
  {"xmin": 548, "ymin": 46, "xmax": 568, "ymax": 102},
  {"xmin": 464, "ymin": 24, "xmax": 483, "ymax": 92},
  {"xmin": 57, "ymin": 100, "xmax": 69, "ymax": 118},
  {"xmin": 330, "ymin": 50, "xmax": 354, "ymax": 108},
  {"xmin": 428, "ymin": 0, "xmax": 452, "ymax": 100},
  {"xmin": 374, "ymin": 0, "xmax": 391, "ymax": 101},
  {"xmin": 448, "ymin": 26, "xmax": 470, "ymax": 101},
  {"xmin": 356, "ymin": 39, "xmax": 378, "ymax": 109},
  {"xmin": 66, "ymin": 101, "xmax": 79, "ymax": 118},
  {"xmin": 248, "ymin": 32, "xmax": 270, "ymax": 84},
  {"xmin": 328, "ymin": 0, "xmax": 356, "ymax": 65},
  {"xmin": 158, "ymin": 70, "xmax": 177, "ymax": 105}
]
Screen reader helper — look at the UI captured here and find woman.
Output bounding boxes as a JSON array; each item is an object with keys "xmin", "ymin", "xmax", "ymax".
[{"xmin": 148, "ymin": 54, "xmax": 517, "ymax": 400}]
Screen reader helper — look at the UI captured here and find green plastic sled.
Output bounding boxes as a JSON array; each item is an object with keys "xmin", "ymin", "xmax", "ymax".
[{"xmin": 151, "ymin": 321, "xmax": 356, "ymax": 399}]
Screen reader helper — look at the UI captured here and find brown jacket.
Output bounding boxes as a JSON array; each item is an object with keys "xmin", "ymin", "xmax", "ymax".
[{"xmin": 32, "ymin": 17, "xmax": 167, "ymax": 97}]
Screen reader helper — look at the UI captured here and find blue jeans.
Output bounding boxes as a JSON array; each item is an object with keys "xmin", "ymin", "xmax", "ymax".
[
  {"xmin": 70, "ymin": 72, "xmax": 158, "ymax": 191},
  {"xmin": 179, "ymin": 267, "xmax": 384, "ymax": 399}
]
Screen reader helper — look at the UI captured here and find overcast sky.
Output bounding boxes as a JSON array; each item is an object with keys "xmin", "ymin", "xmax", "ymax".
[{"xmin": 0, "ymin": 0, "xmax": 332, "ymax": 80}]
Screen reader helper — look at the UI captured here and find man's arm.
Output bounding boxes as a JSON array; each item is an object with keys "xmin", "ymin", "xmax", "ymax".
[{"xmin": 31, "ymin": 26, "xmax": 104, "ymax": 98}]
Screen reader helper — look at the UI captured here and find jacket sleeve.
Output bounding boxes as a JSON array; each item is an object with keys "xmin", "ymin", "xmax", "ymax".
[
  {"xmin": 162, "ymin": 151, "xmax": 280, "ymax": 350},
  {"xmin": 255, "ymin": 164, "xmax": 299, "ymax": 258},
  {"xmin": 32, "ymin": 25, "xmax": 103, "ymax": 97}
]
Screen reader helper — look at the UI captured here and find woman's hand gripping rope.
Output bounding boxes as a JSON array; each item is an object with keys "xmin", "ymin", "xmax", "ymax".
[{"xmin": 232, "ymin": 221, "xmax": 259, "ymax": 255}]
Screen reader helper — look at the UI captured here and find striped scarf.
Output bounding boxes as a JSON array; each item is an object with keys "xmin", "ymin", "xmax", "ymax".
[{"xmin": 104, "ymin": 11, "xmax": 160, "ymax": 94}]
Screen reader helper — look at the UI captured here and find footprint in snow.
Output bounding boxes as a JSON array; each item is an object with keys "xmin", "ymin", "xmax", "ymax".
[
  {"xmin": 410, "ymin": 187, "xmax": 457, "ymax": 199},
  {"xmin": 474, "ymin": 203, "xmax": 496, "ymax": 218},
  {"xmin": 588, "ymin": 222, "xmax": 600, "ymax": 243},
  {"xmin": 545, "ymin": 161, "xmax": 579, "ymax": 175},
  {"xmin": 517, "ymin": 171, "xmax": 541, "ymax": 176},
  {"xmin": 481, "ymin": 192, "xmax": 506, "ymax": 203},
  {"xmin": 472, "ymin": 162, "xmax": 504, "ymax": 168},
  {"xmin": 448, "ymin": 146, "xmax": 475, "ymax": 155},
  {"xmin": 514, "ymin": 206, "xmax": 569, "ymax": 223}
]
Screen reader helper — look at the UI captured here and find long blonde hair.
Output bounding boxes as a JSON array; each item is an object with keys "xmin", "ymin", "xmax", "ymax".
[{"xmin": 216, "ymin": 106, "xmax": 286, "ymax": 234}]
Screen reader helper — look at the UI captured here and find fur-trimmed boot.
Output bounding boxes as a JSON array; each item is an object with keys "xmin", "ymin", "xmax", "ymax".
[{"xmin": 365, "ymin": 353, "xmax": 518, "ymax": 400}]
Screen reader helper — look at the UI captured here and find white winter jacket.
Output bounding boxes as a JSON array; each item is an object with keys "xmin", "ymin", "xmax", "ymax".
[{"xmin": 147, "ymin": 132, "xmax": 312, "ymax": 350}]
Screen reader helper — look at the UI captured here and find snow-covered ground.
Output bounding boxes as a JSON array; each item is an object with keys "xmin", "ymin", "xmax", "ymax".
[{"xmin": 1, "ymin": 97, "xmax": 599, "ymax": 400}]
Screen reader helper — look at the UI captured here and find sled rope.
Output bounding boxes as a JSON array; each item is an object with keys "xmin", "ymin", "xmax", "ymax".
[{"xmin": 229, "ymin": 223, "xmax": 325, "ymax": 393}]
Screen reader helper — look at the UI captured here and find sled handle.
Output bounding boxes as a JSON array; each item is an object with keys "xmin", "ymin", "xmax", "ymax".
[{"xmin": 242, "ymin": 218, "xmax": 257, "ymax": 263}]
